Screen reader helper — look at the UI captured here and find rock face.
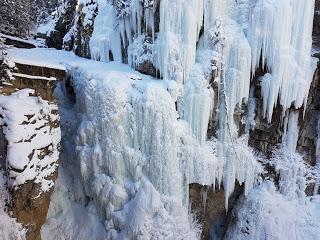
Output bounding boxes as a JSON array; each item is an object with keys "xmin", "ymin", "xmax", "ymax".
[
  {"xmin": 46, "ymin": 1, "xmax": 77, "ymax": 50},
  {"xmin": 73, "ymin": 1, "xmax": 97, "ymax": 58},
  {"xmin": 0, "ymin": 61, "xmax": 62, "ymax": 240},
  {"xmin": 314, "ymin": 0, "xmax": 320, "ymax": 45},
  {"xmin": 9, "ymin": 172, "xmax": 58, "ymax": 240},
  {"xmin": 189, "ymin": 183, "xmax": 243, "ymax": 240},
  {"xmin": 248, "ymin": 76, "xmax": 284, "ymax": 157},
  {"xmin": 298, "ymin": 65, "xmax": 320, "ymax": 166}
]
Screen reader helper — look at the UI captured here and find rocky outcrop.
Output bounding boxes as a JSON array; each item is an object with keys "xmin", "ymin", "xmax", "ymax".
[
  {"xmin": 46, "ymin": 1, "xmax": 77, "ymax": 50},
  {"xmin": 0, "ymin": 91, "xmax": 60, "ymax": 239},
  {"xmin": 189, "ymin": 183, "xmax": 243, "ymax": 240},
  {"xmin": 9, "ymin": 172, "xmax": 58, "ymax": 240},
  {"xmin": 248, "ymin": 81, "xmax": 284, "ymax": 156},
  {"xmin": 0, "ymin": 60, "xmax": 63, "ymax": 240},
  {"xmin": 297, "ymin": 63, "xmax": 320, "ymax": 166},
  {"xmin": 73, "ymin": 1, "xmax": 98, "ymax": 58}
]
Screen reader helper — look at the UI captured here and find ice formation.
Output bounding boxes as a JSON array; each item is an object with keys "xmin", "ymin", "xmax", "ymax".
[
  {"xmin": 225, "ymin": 182, "xmax": 320, "ymax": 240},
  {"xmin": 247, "ymin": 0, "xmax": 316, "ymax": 121},
  {"xmin": 282, "ymin": 111, "xmax": 300, "ymax": 153},
  {"xmin": 42, "ymin": 62, "xmax": 204, "ymax": 239},
  {"xmin": 0, "ymin": 89, "xmax": 60, "ymax": 192},
  {"xmin": 225, "ymin": 142, "xmax": 320, "ymax": 239},
  {"xmin": 4, "ymin": 0, "xmax": 317, "ymax": 238},
  {"xmin": 90, "ymin": 1, "xmax": 123, "ymax": 62}
]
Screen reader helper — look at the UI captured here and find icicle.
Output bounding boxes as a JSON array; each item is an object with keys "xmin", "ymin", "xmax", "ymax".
[
  {"xmin": 144, "ymin": 7, "xmax": 155, "ymax": 41},
  {"xmin": 247, "ymin": 0, "xmax": 316, "ymax": 121},
  {"xmin": 203, "ymin": 1, "xmax": 255, "ymax": 208},
  {"xmin": 201, "ymin": 187, "xmax": 208, "ymax": 212},
  {"xmin": 158, "ymin": 0, "xmax": 204, "ymax": 82},
  {"xmin": 180, "ymin": 62, "xmax": 214, "ymax": 144},
  {"xmin": 282, "ymin": 111, "xmax": 300, "ymax": 152}
]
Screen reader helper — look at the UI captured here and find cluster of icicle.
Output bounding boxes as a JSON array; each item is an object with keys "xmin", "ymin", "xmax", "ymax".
[{"xmin": 87, "ymin": 0, "xmax": 315, "ymax": 208}]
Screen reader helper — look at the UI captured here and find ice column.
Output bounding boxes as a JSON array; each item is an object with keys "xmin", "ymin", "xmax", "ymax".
[
  {"xmin": 158, "ymin": 0, "xmax": 203, "ymax": 82},
  {"xmin": 90, "ymin": 1, "xmax": 123, "ymax": 62}
]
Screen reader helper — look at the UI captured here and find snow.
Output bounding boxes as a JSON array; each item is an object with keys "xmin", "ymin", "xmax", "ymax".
[
  {"xmin": 225, "ymin": 145, "xmax": 320, "ymax": 239},
  {"xmin": 0, "ymin": 89, "xmax": 60, "ymax": 192},
  {"xmin": 12, "ymin": 73, "xmax": 57, "ymax": 81},
  {"xmin": 7, "ymin": 48, "xmax": 76, "ymax": 70},
  {"xmin": 0, "ymin": 34, "xmax": 36, "ymax": 46},
  {"xmin": 225, "ymin": 182, "xmax": 320, "ymax": 240}
]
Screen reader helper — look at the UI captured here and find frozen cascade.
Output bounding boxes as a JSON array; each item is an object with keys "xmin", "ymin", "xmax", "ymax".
[
  {"xmin": 180, "ymin": 51, "xmax": 215, "ymax": 144},
  {"xmin": 72, "ymin": 66, "xmax": 183, "ymax": 200},
  {"xmin": 90, "ymin": 1, "xmax": 122, "ymax": 62},
  {"xmin": 247, "ymin": 0, "xmax": 316, "ymax": 121},
  {"xmin": 219, "ymin": 19, "xmax": 252, "ymax": 136},
  {"xmin": 74, "ymin": 0, "xmax": 315, "ymax": 231},
  {"xmin": 63, "ymin": 63, "xmax": 224, "ymax": 239},
  {"xmin": 90, "ymin": 0, "xmax": 157, "ymax": 64},
  {"xmin": 158, "ymin": 0, "xmax": 203, "ymax": 82},
  {"xmin": 203, "ymin": 1, "xmax": 257, "ymax": 207}
]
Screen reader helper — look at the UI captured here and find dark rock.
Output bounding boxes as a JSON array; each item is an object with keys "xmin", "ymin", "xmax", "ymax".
[
  {"xmin": 297, "ymin": 63, "xmax": 320, "ymax": 166},
  {"xmin": 189, "ymin": 183, "xmax": 244, "ymax": 240},
  {"xmin": 9, "ymin": 171, "xmax": 58, "ymax": 240},
  {"xmin": 73, "ymin": 2, "xmax": 98, "ymax": 58},
  {"xmin": 42, "ymin": 0, "xmax": 77, "ymax": 50}
]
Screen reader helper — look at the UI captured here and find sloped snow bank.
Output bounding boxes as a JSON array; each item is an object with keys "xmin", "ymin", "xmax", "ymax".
[
  {"xmin": 41, "ymin": 168, "xmax": 108, "ymax": 240},
  {"xmin": 225, "ymin": 182, "xmax": 320, "ymax": 240}
]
